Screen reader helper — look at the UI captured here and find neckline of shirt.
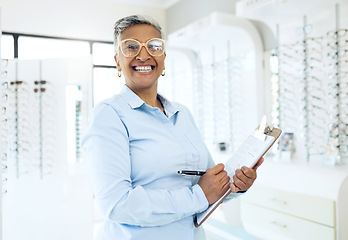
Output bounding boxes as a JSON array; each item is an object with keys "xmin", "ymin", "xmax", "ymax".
[{"xmin": 120, "ymin": 85, "xmax": 180, "ymax": 118}]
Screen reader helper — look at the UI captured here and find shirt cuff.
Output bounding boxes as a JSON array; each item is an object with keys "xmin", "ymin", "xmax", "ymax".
[{"xmin": 193, "ymin": 184, "xmax": 209, "ymax": 212}]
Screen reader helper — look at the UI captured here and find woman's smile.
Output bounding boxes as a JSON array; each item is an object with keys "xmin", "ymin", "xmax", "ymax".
[{"xmin": 132, "ymin": 65, "xmax": 155, "ymax": 74}]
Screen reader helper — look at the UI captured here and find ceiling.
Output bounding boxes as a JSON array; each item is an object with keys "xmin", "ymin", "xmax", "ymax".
[{"xmin": 102, "ymin": 0, "xmax": 182, "ymax": 9}]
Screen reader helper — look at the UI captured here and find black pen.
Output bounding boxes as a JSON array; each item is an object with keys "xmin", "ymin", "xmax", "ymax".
[{"xmin": 177, "ymin": 170, "xmax": 206, "ymax": 176}]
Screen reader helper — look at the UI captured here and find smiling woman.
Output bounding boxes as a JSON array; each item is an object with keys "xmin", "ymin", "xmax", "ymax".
[{"xmin": 81, "ymin": 14, "xmax": 260, "ymax": 240}]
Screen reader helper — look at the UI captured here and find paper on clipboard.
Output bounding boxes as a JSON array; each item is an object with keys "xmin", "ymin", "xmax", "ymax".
[{"xmin": 194, "ymin": 117, "xmax": 282, "ymax": 227}]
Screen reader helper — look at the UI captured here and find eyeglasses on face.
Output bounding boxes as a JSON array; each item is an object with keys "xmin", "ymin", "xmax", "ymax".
[{"xmin": 119, "ymin": 38, "xmax": 165, "ymax": 57}]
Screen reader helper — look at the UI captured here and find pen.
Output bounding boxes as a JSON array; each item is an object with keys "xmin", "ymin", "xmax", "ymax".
[{"xmin": 177, "ymin": 170, "xmax": 206, "ymax": 176}]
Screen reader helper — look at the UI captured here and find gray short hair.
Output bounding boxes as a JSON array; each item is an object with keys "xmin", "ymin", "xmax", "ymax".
[{"xmin": 113, "ymin": 14, "xmax": 164, "ymax": 55}]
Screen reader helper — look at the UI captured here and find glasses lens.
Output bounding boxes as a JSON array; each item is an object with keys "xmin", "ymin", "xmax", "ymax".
[
  {"xmin": 146, "ymin": 39, "xmax": 164, "ymax": 56},
  {"xmin": 121, "ymin": 40, "xmax": 140, "ymax": 57}
]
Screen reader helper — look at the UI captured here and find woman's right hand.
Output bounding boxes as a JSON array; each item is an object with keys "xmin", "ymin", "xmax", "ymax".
[{"xmin": 198, "ymin": 163, "xmax": 230, "ymax": 205}]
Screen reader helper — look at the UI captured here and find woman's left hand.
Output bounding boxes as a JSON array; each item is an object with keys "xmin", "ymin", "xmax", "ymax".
[{"xmin": 230, "ymin": 157, "xmax": 264, "ymax": 193}]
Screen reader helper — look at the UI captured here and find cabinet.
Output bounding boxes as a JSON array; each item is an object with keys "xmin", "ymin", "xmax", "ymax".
[{"xmin": 241, "ymin": 161, "xmax": 348, "ymax": 240}]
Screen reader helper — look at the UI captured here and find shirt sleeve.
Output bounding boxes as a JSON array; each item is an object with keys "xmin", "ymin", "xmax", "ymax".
[{"xmin": 81, "ymin": 103, "xmax": 209, "ymax": 227}]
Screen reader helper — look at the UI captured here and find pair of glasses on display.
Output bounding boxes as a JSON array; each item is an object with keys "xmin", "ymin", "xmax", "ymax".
[
  {"xmin": 304, "ymin": 37, "xmax": 323, "ymax": 46},
  {"xmin": 328, "ymin": 71, "xmax": 348, "ymax": 79},
  {"xmin": 327, "ymin": 39, "xmax": 348, "ymax": 49},
  {"xmin": 293, "ymin": 47, "xmax": 322, "ymax": 56},
  {"xmin": 118, "ymin": 38, "xmax": 165, "ymax": 57},
  {"xmin": 328, "ymin": 113, "xmax": 348, "ymax": 124},
  {"xmin": 298, "ymin": 75, "xmax": 323, "ymax": 85},
  {"xmin": 327, "ymin": 137, "xmax": 348, "ymax": 151},
  {"xmin": 327, "ymin": 103, "xmax": 348, "ymax": 115},
  {"xmin": 298, "ymin": 89, "xmax": 325, "ymax": 102},
  {"xmin": 34, "ymin": 80, "xmax": 47, "ymax": 85},
  {"xmin": 328, "ymin": 60, "xmax": 348, "ymax": 69},
  {"xmin": 328, "ymin": 95, "xmax": 348, "ymax": 106},
  {"xmin": 300, "ymin": 104, "xmax": 328, "ymax": 115},
  {"xmin": 328, "ymin": 81, "xmax": 348, "ymax": 89},
  {"xmin": 306, "ymin": 56, "xmax": 323, "ymax": 64},
  {"xmin": 327, "ymin": 29, "xmax": 348, "ymax": 38},
  {"xmin": 34, "ymin": 88, "xmax": 46, "ymax": 93},
  {"xmin": 329, "ymin": 128, "xmax": 348, "ymax": 140},
  {"xmin": 9, "ymin": 81, "xmax": 25, "ymax": 86},
  {"xmin": 327, "ymin": 49, "xmax": 348, "ymax": 59},
  {"xmin": 307, "ymin": 95, "xmax": 326, "ymax": 108}
]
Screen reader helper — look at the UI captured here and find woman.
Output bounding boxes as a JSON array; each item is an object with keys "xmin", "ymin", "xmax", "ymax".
[{"xmin": 81, "ymin": 14, "xmax": 262, "ymax": 240}]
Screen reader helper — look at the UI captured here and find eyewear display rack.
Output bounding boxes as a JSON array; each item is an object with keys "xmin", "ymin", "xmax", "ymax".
[
  {"xmin": 0, "ymin": 58, "xmax": 87, "ymax": 197},
  {"xmin": 274, "ymin": 4, "xmax": 348, "ymax": 164},
  {"xmin": 0, "ymin": 60, "xmax": 60, "ymax": 187},
  {"xmin": 193, "ymin": 45, "xmax": 247, "ymax": 153},
  {"xmin": 1, "ymin": 60, "xmax": 8, "ymax": 197}
]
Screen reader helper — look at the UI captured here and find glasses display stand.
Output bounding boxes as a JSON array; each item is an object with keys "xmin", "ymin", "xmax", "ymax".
[
  {"xmin": 1, "ymin": 60, "xmax": 9, "ymax": 197},
  {"xmin": 274, "ymin": 4, "xmax": 348, "ymax": 164},
  {"xmin": 194, "ymin": 47, "xmax": 247, "ymax": 153},
  {"xmin": 1, "ymin": 60, "xmax": 57, "ymax": 179}
]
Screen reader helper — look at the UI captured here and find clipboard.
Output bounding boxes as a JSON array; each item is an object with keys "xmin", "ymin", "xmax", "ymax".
[{"xmin": 194, "ymin": 116, "xmax": 282, "ymax": 227}]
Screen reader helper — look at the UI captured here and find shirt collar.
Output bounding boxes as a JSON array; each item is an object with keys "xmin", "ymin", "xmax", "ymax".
[
  {"xmin": 120, "ymin": 85, "xmax": 180, "ymax": 117},
  {"xmin": 120, "ymin": 85, "xmax": 145, "ymax": 109},
  {"xmin": 156, "ymin": 93, "xmax": 179, "ymax": 118}
]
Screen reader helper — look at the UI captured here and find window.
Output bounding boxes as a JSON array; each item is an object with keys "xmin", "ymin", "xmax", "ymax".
[
  {"xmin": 93, "ymin": 43, "xmax": 115, "ymax": 66},
  {"xmin": 91, "ymin": 42, "xmax": 120, "ymax": 106},
  {"xmin": 18, "ymin": 37, "xmax": 90, "ymax": 59},
  {"xmin": 1, "ymin": 35, "xmax": 14, "ymax": 59}
]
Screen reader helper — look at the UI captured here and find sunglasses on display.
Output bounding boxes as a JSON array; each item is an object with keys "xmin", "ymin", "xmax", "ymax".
[{"xmin": 119, "ymin": 38, "xmax": 165, "ymax": 57}]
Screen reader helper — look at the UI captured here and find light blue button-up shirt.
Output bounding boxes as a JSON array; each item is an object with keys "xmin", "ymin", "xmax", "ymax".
[{"xmin": 82, "ymin": 85, "xmax": 236, "ymax": 240}]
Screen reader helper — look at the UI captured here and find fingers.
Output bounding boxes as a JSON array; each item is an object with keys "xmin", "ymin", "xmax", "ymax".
[
  {"xmin": 232, "ymin": 170, "xmax": 248, "ymax": 191},
  {"xmin": 206, "ymin": 164, "xmax": 229, "ymax": 183},
  {"xmin": 198, "ymin": 164, "xmax": 231, "ymax": 204},
  {"xmin": 232, "ymin": 166, "xmax": 257, "ymax": 192},
  {"xmin": 230, "ymin": 183, "xmax": 240, "ymax": 193},
  {"xmin": 252, "ymin": 157, "xmax": 264, "ymax": 171},
  {"xmin": 241, "ymin": 166, "xmax": 257, "ymax": 179},
  {"xmin": 207, "ymin": 163, "xmax": 225, "ymax": 175},
  {"xmin": 220, "ymin": 173, "xmax": 231, "ymax": 190}
]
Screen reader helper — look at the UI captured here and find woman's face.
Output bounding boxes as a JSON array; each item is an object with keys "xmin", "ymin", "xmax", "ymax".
[{"xmin": 114, "ymin": 24, "xmax": 166, "ymax": 93}]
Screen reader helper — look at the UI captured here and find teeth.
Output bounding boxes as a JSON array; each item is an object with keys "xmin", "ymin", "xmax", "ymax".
[{"xmin": 134, "ymin": 66, "xmax": 152, "ymax": 72}]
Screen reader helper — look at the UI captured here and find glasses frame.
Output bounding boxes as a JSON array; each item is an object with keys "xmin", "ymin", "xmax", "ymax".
[{"xmin": 118, "ymin": 38, "xmax": 166, "ymax": 57}]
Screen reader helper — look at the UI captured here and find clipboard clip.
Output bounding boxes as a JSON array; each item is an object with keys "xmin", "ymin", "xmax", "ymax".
[
  {"xmin": 264, "ymin": 125, "xmax": 274, "ymax": 135},
  {"xmin": 254, "ymin": 115, "xmax": 273, "ymax": 141}
]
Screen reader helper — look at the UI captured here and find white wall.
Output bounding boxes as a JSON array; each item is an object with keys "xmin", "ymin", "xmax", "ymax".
[
  {"xmin": 0, "ymin": 0, "xmax": 166, "ymax": 41},
  {"xmin": 165, "ymin": 0, "xmax": 239, "ymax": 34}
]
